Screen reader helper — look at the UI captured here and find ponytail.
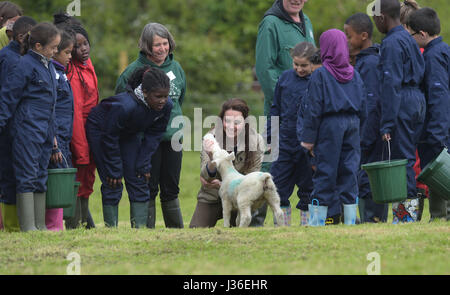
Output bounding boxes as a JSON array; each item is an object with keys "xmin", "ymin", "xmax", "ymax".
[
  {"xmin": 308, "ymin": 49, "xmax": 322, "ymax": 65},
  {"xmin": 127, "ymin": 65, "xmax": 151, "ymax": 90},
  {"xmin": 21, "ymin": 31, "xmax": 31, "ymax": 55},
  {"xmin": 400, "ymin": 0, "xmax": 420, "ymax": 24}
]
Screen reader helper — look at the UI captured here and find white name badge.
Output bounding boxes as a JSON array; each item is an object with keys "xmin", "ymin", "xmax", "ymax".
[{"xmin": 166, "ymin": 71, "xmax": 176, "ymax": 81}]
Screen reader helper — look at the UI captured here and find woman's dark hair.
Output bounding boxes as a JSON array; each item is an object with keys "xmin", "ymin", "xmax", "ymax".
[
  {"xmin": 217, "ymin": 98, "xmax": 255, "ymax": 171},
  {"xmin": 407, "ymin": 7, "xmax": 440, "ymax": 36},
  {"xmin": 25, "ymin": 22, "xmax": 60, "ymax": 52},
  {"xmin": 128, "ymin": 66, "xmax": 170, "ymax": 94},
  {"xmin": 12, "ymin": 15, "xmax": 36, "ymax": 41},
  {"xmin": 0, "ymin": 1, "xmax": 22, "ymax": 27},
  {"xmin": 57, "ymin": 27, "xmax": 75, "ymax": 52},
  {"xmin": 219, "ymin": 98, "xmax": 249, "ymax": 121}
]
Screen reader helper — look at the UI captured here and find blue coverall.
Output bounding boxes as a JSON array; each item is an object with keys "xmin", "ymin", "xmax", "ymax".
[
  {"xmin": 0, "ymin": 50, "xmax": 57, "ymax": 194},
  {"xmin": 378, "ymin": 26, "xmax": 426, "ymax": 199},
  {"xmin": 85, "ymin": 88, "xmax": 172, "ymax": 206},
  {"xmin": 300, "ymin": 66, "xmax": 366, "ymax": 217},
  {"xmin": 417, "ymin": 36, "xmax": 450, "ymax": 167},
  {"xmin": 48, "ymin": 61, "xmax": 74, "ymax": 169},
  {"xmin": 356, "ymin": 44, "xmax": 388, "ymax": 222},
  {"xmin": 0, "ymin": 40, "xmax": 21, "ymax": 204},
  {"xmin": 268, "ymin": 69, "xmax": 313, "ymax": 210}
]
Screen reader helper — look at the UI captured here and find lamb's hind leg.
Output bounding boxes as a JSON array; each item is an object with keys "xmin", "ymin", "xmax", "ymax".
[
  {"xmin": 237, "ymin": 195, "xmax": 252, "ymax": 227},
  {"xmin": 265, "ymin": 190, "xmax": 284, "ymax": 226}
]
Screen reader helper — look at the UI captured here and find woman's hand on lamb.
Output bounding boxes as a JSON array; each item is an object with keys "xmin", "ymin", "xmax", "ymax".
[{"xmin": 200, "ymin": 176, "xmax": 221, "ymax": 189}]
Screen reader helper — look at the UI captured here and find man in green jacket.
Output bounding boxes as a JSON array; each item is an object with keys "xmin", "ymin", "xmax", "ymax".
[
  {"xmin": 254, "ymin": 0, "xmax": 315, "ymax": 226},
  {"xmin": 115, "ymin": 23, "xmax": 187, "ymax": 229},
  {"xmin": 256, "ymin": 0, "xmax": 315, "ymax": 119}
]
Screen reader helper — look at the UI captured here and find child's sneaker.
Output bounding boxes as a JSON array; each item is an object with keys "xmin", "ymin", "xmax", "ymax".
[{"xmin": 392, "ymin": 199, "xmax": 419, "ymax": 224}]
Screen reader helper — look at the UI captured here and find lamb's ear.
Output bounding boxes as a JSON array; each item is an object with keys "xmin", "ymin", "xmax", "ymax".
[
  {"xmin": 227, "ymin": 152, "xmax": 235, "ymax": 161},
  {"xmin": 211, "ymin": 159, "xmax": 218, "ymax": 166}
]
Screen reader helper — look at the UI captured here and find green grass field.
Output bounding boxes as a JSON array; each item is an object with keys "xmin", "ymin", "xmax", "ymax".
[{"xmin": 0, "ymin": 151, "xmax": 449, "ymax": 275}]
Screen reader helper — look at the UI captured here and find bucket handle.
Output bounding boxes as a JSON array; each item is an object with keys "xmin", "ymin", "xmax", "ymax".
[
  {"xmin": 387, "ymin": 139, "xmax": 391, "ymax": 163},
  {"xmin": 60, "ymin": 152, "xmax": 70, "ymax": 169},
  {"xmin": 382, "ymin": 139, "xmax": 392, "ymax": 163}
]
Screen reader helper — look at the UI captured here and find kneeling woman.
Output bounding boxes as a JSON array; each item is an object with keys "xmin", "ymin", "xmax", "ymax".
[
  {"xmin": 86, "ymin": 67, "xmax": 172, "ymax": 228},
  {"xmin": 189, "ymin": 98, "xmax": 266, "ymax": 228}
]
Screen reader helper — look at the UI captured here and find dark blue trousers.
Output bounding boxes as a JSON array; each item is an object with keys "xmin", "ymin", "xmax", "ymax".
[
  {"xmin": 313, "ymin": 115, "xmax": 360, "ymax": 217},
  {"xmin": 270, "ymin": 147, "xmax": 313, "ymax": 210},
  {"xmin": 148, "ymin": 141, "xmax": 182, "ymax": 202},
  {"xmin": 358, "ymin": 103, "xmax": 389, "ymax": 222},
  {"xmin": 389, "ymin": 88, "xmax": 425, "ymax": 199},
  {"xmin": 11, "ymin": 124, "xmax": 53, "ymax": 194},
  {"xmin": 0, "ymin": 128, "xmax": 15, "ymax": 204},
  {"xmin": 86, "ymin": 124, "xmax": 150, "ymax": 206}
]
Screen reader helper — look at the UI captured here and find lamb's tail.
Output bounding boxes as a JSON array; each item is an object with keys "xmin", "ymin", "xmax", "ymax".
[
  {"xmin": 262, "ymin": 173, "xmax": 276, "ymax": 191},
  {"xmin": 261, "ymin": 173, "xmax": 283, "ymax": 225}
]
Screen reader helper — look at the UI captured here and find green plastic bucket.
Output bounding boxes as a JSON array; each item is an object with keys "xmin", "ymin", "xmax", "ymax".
[
  {"xmin": 46, "ymin": 168, "xmax": 78, "ymax": 209},
  {"xmin": 417, "ymin": 148, "xmax": 450, "ymax": 200},
  {"xmin": 63, "ymin": 181, "xmax": 81, "ymax": 219},
  {"xmin": 361, "ymin": 159, "xmax": 408, "ymax": 204}
]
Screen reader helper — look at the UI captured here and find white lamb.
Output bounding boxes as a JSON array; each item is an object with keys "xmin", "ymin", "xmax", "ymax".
[{"xmin": 204, "ymin": 133, "xmax": 284, "ymax": 227}]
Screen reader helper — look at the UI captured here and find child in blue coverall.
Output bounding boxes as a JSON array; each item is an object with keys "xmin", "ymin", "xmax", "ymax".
[
  {"xmin": 45, "ymin": 27, "xmax": 76, "ymax": 231},
  {"xmin": 300, "ymin": 29, "xmax": 366, "ymax": 226},
  {"xmin": 267, "ymin": 41, "xmax": 317, "ymax": 226},
  {"xmin": 344, "ymin": 13, "xmax": 389, "ymax": 223},
  {"xmin": 407, "ymin": 7, "xmax": 449, "ymax": 220},
  {"xmin": 86, "ymin": 67, "xmax": 172, "ymax": 228},
  {"xmin": 371, "ymin": 0, "xmax": 426, "ymax": 223},
  {"xmin": 0, "ymin": 22, "xmax": 61, "ymax": 232},
  {"xmin": 0, "ymin": 16, "xmax": 37, "ymax": 231}
]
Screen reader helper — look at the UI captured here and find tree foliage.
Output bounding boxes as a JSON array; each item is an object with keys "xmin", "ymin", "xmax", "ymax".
[{"xmin": 13, "ymin": 0, "xmax": 450, "ymax": 99}]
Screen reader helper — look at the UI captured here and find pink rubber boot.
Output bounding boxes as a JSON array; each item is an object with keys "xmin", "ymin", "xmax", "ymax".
[{"xmin": 45, "ymin": 208, "xmax": 64, "ymax": 231}]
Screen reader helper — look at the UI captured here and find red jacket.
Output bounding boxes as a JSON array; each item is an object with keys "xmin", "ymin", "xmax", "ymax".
[
  {"xmin": 414, "ymin": 48, "xmax": 428, "ymax": 197},
  {"xmin": 415, "ymin": 150, "xmax": 429, "ymax": 197},
  {"xmin": 68, "ymin": 58, "xmax": 99, "ymax": 165}
]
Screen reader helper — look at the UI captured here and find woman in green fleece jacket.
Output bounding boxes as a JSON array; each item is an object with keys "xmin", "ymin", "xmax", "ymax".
[{"xmin": 115, "ymin": 23, "xmax": 186, "ymax": 228}]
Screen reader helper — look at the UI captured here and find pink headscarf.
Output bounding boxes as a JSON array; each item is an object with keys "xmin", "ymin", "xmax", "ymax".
[{"xmin": 320, "ymin": 29, "xmax": 354, "ymax": 83}]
